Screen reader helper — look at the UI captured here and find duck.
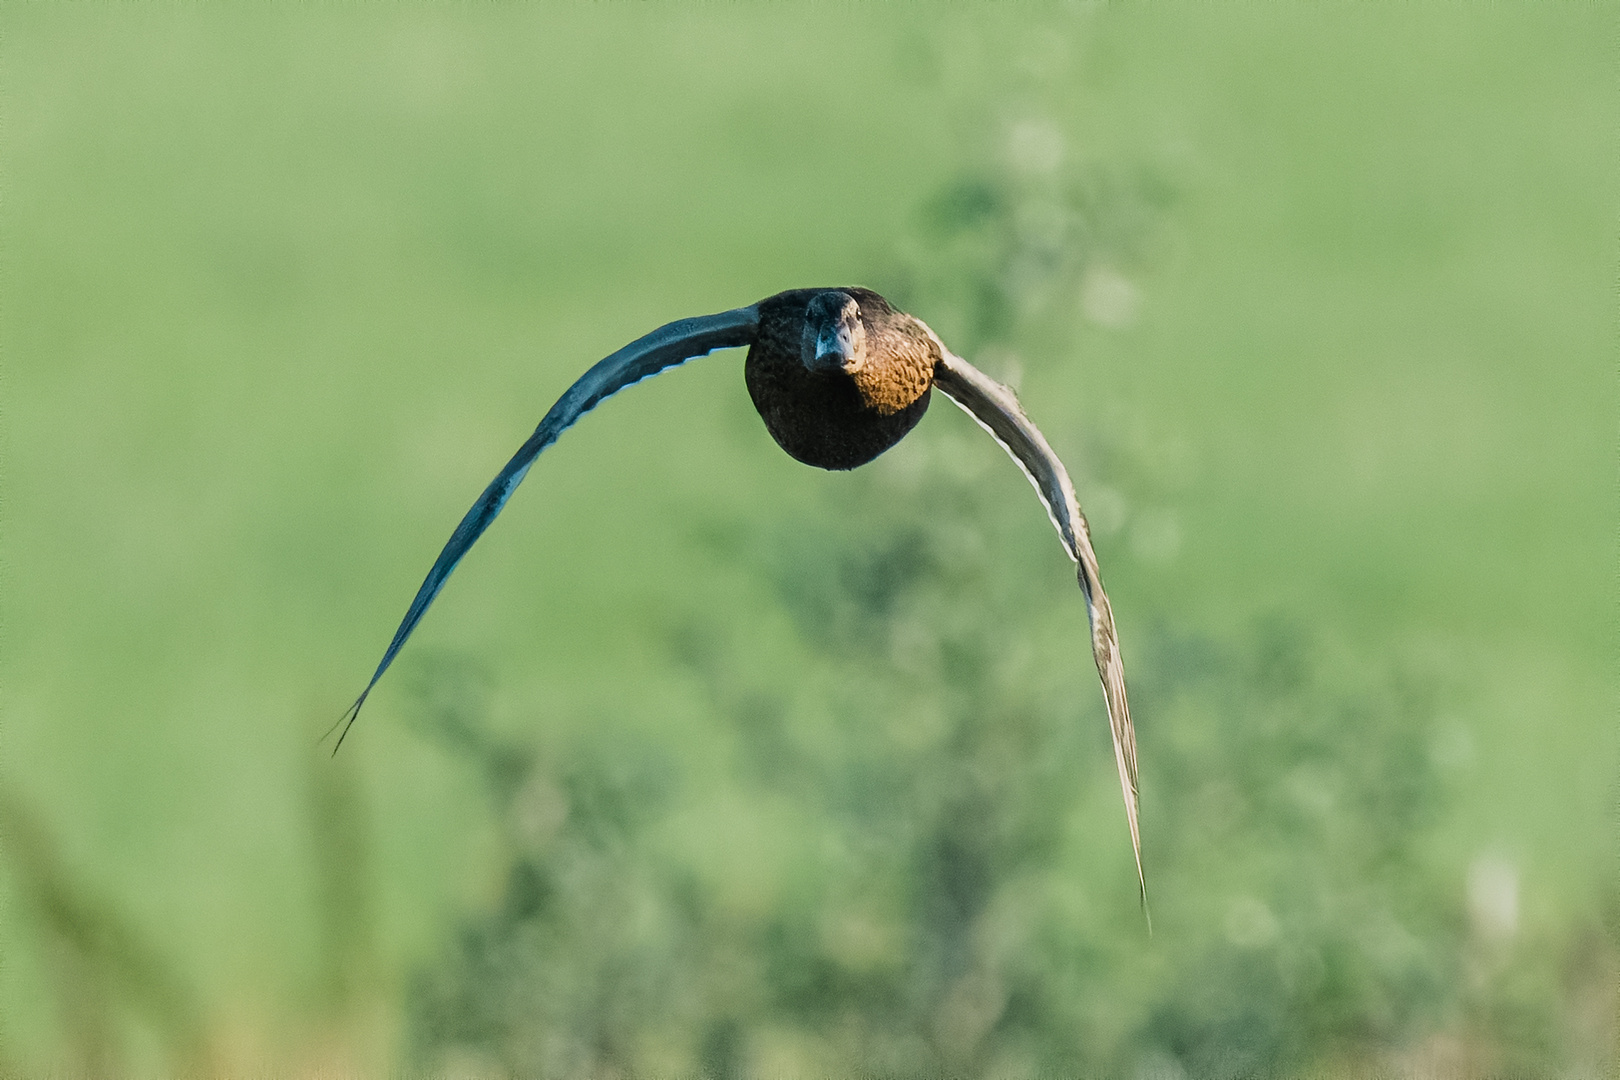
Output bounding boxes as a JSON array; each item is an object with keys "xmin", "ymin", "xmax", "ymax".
[{"xmin": 335, "ymin": 287, "xmax": 1145, "ymax": 912}]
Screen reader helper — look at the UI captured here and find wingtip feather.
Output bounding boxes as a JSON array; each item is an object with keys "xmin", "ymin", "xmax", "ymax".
[{"xmin": 323, "ymin": 687, "xmax": 371, "ymax": 756}]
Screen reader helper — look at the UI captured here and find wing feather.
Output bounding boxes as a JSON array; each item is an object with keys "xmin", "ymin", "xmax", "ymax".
[
  {"xmin": 332, "ymin": 304, "xmax": 760, "ymax": 750},
  {"xmin": 929, "ymin": 341, "xmax": 1148, "ymax": 923}
]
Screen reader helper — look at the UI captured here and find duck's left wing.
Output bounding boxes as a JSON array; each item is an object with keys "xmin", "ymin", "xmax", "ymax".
[
  {"xmin": 929, "ymin": 340, "xmax": 1147, "ymax": 921},
  {"xmin": 332, "ymin": 304, "xmax": 760, "ymax": 750}
]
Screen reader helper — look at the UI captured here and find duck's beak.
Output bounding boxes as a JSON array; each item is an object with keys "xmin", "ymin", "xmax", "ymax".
[
  {"xmin": 811, "ymin": 322, "xmax": 857, "ymax": 372},
  {"xmin": 802, "ymin": 292, "xmax": 866, "ymax": 373}
]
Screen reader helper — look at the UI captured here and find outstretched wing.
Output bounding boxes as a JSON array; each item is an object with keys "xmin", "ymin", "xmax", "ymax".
[
  {"xmin": 929, "ymin": 341, "xmax": 1147, "ymax": 921},
  {"xmin": 332, "ymin": 304, "xmax": 761, "ymax": 750}
]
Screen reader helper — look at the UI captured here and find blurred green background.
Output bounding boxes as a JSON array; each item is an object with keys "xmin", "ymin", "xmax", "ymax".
[{"xmin": 1, "ymin": 5, "xmax": 1612, "ymax": 1077}]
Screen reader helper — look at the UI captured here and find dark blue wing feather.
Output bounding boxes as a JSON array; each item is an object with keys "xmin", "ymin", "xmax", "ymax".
[{"xmin": 332, "ymin": 304, "xmax": 760, "ymax": 749}]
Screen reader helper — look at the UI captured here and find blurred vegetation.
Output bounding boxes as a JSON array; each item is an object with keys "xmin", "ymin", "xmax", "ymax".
[
  {"xmin": 0, "ymin": 787, "xmax": 208, "ymax": 1077},
  {"xmin": 390, "ymin": 151, "xmax": 1601, "ymax": 1078},
  {"xmin": 1, "ymin": 6, "xmax": 1612, "ymax": 1078}
]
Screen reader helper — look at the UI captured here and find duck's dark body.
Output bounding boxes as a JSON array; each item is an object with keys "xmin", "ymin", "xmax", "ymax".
[{"xmin": 745, "ymin": 288, "xmax": 938, "ymax": 470}]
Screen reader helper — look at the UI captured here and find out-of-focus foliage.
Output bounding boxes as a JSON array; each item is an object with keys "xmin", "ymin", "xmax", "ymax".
[
  {"xmin": 400, "ymin": 542, "xmax": 1466, "ymax": 1076},
  {"xmin": 1, "ymin": 6, "xmax": 1611, "ymax": 1078},
  {"xmin": 391, "ymin": 157, "xmax": 1591, "ymax": 1079}
]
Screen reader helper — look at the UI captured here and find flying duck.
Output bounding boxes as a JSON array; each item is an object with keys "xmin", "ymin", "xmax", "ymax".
[{"xmin": 336, "ymin": 287, "xmax": 1145, "ymax": 909}]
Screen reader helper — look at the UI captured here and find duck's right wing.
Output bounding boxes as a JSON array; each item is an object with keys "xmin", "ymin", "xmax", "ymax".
[
  {"xmin": 929, "ymin": 341, "xmax": 1147, "ymax": 924},
  {"xmin": 333, "ymin": 304, "xmax": 760, "ymax": 750}
]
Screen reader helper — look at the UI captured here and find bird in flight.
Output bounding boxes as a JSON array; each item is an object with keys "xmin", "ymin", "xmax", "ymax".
[{"xmin": 335, "ymin": 287, "xmax": 1145, "ymax": 912}]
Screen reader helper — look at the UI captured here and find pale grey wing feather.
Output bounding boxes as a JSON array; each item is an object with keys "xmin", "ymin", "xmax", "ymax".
[
  {"xmin": 929, "ymin": 341, "xmax": 1147, "ymax": 920},
  {"xmin": 333, "ymin": 304, "xmax": 760, "ymax": 750}
]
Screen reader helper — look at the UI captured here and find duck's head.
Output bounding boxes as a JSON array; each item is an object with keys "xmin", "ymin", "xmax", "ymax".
[{"xmin": 801, "ymin": 291, "xmax": 868, "ymax": 374}]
